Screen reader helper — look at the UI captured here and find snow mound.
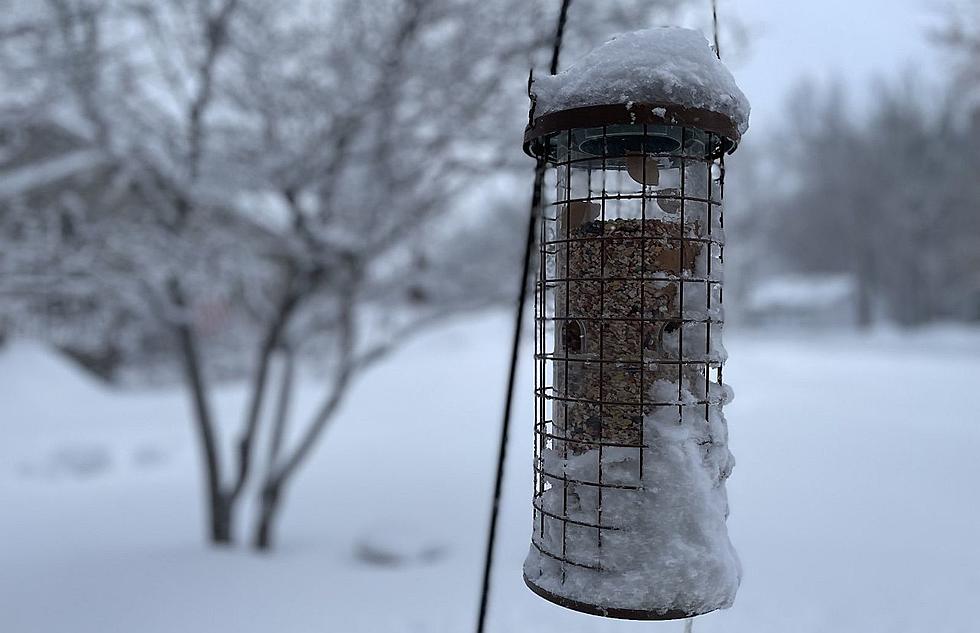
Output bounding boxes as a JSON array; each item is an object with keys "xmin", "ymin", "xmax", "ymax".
[
  {"xmin": 533, "ymin": 27, "xmax": 750, "ymax": 136},
  {"xmin": 0, "ymin": 342, "xmax": 103, "ymax": 398},
  {"xmin": 524, "ymin": 380, "xmax": 739, "ymax": 615},
  {"xmin": 353, "ymin": 520, "xmax": 448, "ymax": 568},
  {"xmin": 17, "ymin": 443, "xmax": 113, "ymax": 480}
]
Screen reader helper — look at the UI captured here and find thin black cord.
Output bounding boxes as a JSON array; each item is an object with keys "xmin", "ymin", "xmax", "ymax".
[
  {"xmin": 475, "ymin": 2, "xmax": 571, "ymax": 632},
  {"xmin": 549, "ymin": 1, "xmax": 571, "ymax": 75},
  {"xmin": 711, "ymin": 0, "xmax": 722, "ymax": 59},
  {"xmin": 711, "ymin": 0, "xmax": 726, "ymax": 221}
]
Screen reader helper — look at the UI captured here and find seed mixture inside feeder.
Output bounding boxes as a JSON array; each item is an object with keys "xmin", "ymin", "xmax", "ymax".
[
  {"xmin": 553, "ymin": 217, "xmax": 703, "ymax": 449},
  {"xmin": 531, "ymin": 212, "xmax": 739, "ymax": 615}
]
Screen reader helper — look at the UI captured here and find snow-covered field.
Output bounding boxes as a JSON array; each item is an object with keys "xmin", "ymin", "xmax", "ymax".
[{"xmin": 2, "ymin": 313, "xmax": 979, "ymax": 633}]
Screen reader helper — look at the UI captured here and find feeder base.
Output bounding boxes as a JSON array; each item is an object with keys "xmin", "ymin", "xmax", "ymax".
[{"xmin": 523, "ymin": 574, "xmax": 717, "ymax": 621}]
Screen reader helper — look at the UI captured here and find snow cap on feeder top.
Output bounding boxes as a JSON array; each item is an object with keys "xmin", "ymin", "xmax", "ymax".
[{"xmin": 531, "ymin": 27, "xmax": 750, "ymax": 139}]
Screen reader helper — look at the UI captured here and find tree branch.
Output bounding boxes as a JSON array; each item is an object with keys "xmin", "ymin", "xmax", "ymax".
[
  {"xmin": 227, "ymin": 279, "xmax": 302, "ymax": 504},
  {"xmin": 169, "ymin": 278, "xmax": 228, "ymax": 542},
  {"xmin": 269, "ymin": 281, "xmax": 357, "ymax": 486},
  {"xmin": 187, "ymin": 0, "xmax": 241, "ymax": 182}
]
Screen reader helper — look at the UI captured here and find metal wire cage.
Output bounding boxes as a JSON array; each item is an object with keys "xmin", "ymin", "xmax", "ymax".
[{"xmin": 522, "ymin": 104, "xmax": 740, "ymax": 620}]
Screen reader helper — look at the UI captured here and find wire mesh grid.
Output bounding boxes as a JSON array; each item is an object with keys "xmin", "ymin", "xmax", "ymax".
[{"xmin": 529, "ymin": 123, "xmax": 728, "ymax": 584}]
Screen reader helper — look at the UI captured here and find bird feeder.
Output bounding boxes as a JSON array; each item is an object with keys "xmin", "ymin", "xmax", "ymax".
[{"xmin": 522, "ymin": 28, "xmax": 749, "ymax": 620}]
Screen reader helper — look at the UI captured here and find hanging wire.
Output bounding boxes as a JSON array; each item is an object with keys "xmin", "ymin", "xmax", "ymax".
[
  {"xmin": 711, "ymin": 0, "xmax": 726, "ymax": 225},
  {"xmin": 711, "ymin": 0, "xmax": 722, "ymax": 59},
  {"xmin": 475, "ymin": 2, "xmax": 572, "ymax": 633},
  {"xmin": 549, "ymin": 0, "xmax": 571, "ymax": 75}
]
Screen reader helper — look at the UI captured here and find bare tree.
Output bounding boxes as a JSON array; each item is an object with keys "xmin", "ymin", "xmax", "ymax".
[
  {"xmin": 934, "ymin": 0, "xmax": 980, "ymax": 115},
  {"xmin": 0, "ymin": 0, "xmax": 705, "ymax": 550},
  {"xmin": 756, "ymin": 72, "xmax": 980, "ymax": 326},
  {"xmin": 1, "ymin": 0, "xmax": 537, "ymax": 548}
]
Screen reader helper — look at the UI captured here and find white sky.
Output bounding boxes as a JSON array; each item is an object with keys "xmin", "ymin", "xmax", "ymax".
[{"xmin": 726, "ymin": 0, "xmax": 944, "ymax": 136}]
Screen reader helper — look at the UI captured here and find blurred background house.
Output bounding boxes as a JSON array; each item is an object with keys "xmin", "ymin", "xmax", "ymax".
[{"xmin": 742, "ymin": 274, "xmax": 858, "ymax": 329}]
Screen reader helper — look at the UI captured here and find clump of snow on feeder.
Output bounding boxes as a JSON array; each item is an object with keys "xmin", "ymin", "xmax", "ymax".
[
  {"xmin": 524, "ymin": 381, "xmax": 740, "ymax": 616},
  {"xmin": 532, "ymin": 27, "xmax": 750, "ymax": 135}
]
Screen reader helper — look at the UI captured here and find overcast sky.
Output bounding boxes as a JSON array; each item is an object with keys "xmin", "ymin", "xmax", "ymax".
[{"xmin": 727, "ymin": 0, "xmax": 943, "ymax": 136}]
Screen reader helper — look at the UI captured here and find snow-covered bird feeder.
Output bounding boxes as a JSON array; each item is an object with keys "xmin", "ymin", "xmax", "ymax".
[{"xmin": 522, "ymin": 27, "xmax": 749, "ymax": 620}]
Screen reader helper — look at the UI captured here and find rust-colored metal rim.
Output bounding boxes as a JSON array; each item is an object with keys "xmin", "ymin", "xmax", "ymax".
[
  {"xmin": 523, "ymin": 574, "xmax": 712, "ymax": 621},
  {"xmin": 523, "ymin": 102, "xmax": 740, "ymax": 160}
]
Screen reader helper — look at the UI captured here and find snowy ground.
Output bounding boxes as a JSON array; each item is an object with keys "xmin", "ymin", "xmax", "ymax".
[{"xmin": 2, "ymin": 312, "xmax": 979, "ymax": 633}]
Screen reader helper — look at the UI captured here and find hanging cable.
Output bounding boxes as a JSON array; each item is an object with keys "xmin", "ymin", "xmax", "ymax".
[
  {"xmin": 474, "ymin": 2, "xmax": 571, "ymax": 633},
  {"xmin": 711, "ymin": 0, "xmax": 722, "ymax": 59},
  {"xmin": 711, "ymin": 0, "xmax": 726, "ymax": 212},
  {"xmin": 549, "ymin": 1, "xmax": 571, "ymax": 75}
]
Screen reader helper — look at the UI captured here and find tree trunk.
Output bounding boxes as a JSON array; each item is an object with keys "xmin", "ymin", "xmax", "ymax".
[
  {"xmin": 855, "ymin": 274, "xmax": 873, "ymax": 330},
  {"xmin": 250, "ymin": 348, "xmax": 295, "ymax": 552},
  {"xmin": 171, "ymin": 280, "xmax": 231, "ymax": 546},
  {"xmin": 228, "ymin": 291, "xmax": 299, "ymax": 507},
  {"xmin": 212, "ymin": 493, "xmax": 234, "ymax": 544},
  {"xmin": 252, "ymin": 482, "xmax": 283, "ymax": 551},
  {"xmin": 854, "ymin": 243, "xmax": 875, "ymax": 330}
]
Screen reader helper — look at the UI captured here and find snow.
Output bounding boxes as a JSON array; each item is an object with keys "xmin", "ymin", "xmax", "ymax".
[
  {"xmin": 533, "ymin": 28, "xmax": 751, "ymax": 136},
  {"xmin": 525, "ymin": 380, "xmax": 739, "ymax": 616},
  {"xmin": 2, "ymin": 315, "xmax": 980, "ymax": 632}
]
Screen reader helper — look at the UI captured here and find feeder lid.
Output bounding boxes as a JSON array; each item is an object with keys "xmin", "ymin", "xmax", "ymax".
[{"xmin": 525, "ymin": 27, "xmax": 750, "ymax": 156}]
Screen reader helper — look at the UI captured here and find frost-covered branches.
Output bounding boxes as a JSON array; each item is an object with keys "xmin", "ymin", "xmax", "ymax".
[{"xmin": 0, "ymin": 0, "xmax": 703, "ymax": 549}]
